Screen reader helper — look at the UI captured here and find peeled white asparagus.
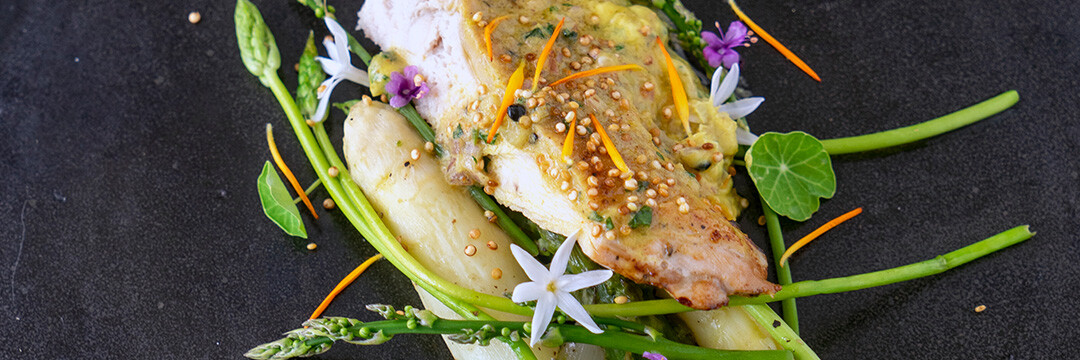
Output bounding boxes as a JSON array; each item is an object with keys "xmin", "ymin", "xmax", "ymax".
[{"xmin": 342, "ymin": 100, "xmax": 602, "ymax": 359}]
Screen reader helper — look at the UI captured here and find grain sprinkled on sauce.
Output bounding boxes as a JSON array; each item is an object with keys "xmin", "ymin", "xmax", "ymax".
[
  {"xmin": 486, "ymin": 240, "xmax": 498, "ymax": 250},
  {"xmin": 469, "ymin": 228, "xmax": 481, "ymax": 239},
  {"xmin": 491, "ymin": 268, "xmax": 503, "ymax": 280},
  {"xmin": 464, "ymin": 245, "xmax": 477, "ymax": 256}
]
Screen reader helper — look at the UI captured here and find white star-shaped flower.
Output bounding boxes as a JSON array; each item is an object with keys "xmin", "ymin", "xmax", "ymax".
[
  {"xmin": 312, "ymin": 17, "xmax": 369, "ymax": 123},
  {"xmin": 510, "ymin": 230, "xmax": 613, "ymax": 346},
  {"xmin": 709, "ymin": 63, "xmax": 763, "ymax": 145}
]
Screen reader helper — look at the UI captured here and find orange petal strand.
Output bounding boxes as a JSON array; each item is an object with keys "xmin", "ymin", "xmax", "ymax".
[
  {"xmin": 266, "ymin": 123, "xmax": 318, "ymax": 219},
  {"xmin": 530, "ymin": 17, "xmax": 565, "ymax": 93},
  {"xmin": 484, "ymin": 16, "xmax": 510, "ymax": 62},
  {"xmin": 488, "ymin": 62, "xmax": 526, "ymax": 143},
  {"xmin": 548, "ymin": 64, "xmax": 645, "ymax": 87},
  {"xmin": 779, "ymin": 207, "xmax": 863, "ymax": 267},
  {"xmin": 728, "ymin": 0, "xmax": 820, "ymax": 82},
  {"xmin": 561, "ymin": 117, "xmax": 577, "ymax": 163},
  {"xmin": 590, "ymin": 114, "xmax": 629, "ymax": 173},
  {"xmin": 309, "ymin": 254, "xmax": 384, "ymax": 320},
  {"xmin": 656, "ymin": 37, "xmax": 690, "ymax": 136}
]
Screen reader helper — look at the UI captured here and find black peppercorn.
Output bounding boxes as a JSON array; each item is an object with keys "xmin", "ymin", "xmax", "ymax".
[{"xmin": 507, "ymin": 104, "xmax": 527, "ymax": 121}]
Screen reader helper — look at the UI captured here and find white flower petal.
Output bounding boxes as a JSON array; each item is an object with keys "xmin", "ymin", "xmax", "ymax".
[
  {"xmin": 549, "ymin": 230, "xmax": 580, "ymax": 277},
  {"xmin": 340, "ymin": 67, "xmax": 370, "ymax": 87},
  {"xmin": 316, "ymin": 77, "xmax": 343, "ymax": 100},
  {"xmin": 736, "ymin": 127, "xmax": 759, "ymax": 146},
  {"xmin": 511, "ymin": 244, "xmax": 550, "ymax": 282},
  {"xmin": 324, "ymin": 17, "xmax": 350, "ymax": 65},
  {"xmin": 555, "ymin": 291, "xmax": 602, "ymax": 334},
  {"xmin": 511, "ymin": 281, "xmax": 545, "ymax": 303},
  {"xmin": 557, "ymin": 270, "xmax": 612, "ymax": 293},
  {"xmin": 311, "ymin": 88, "xmax": 332, "ymax": 123},
  {"xmin": 709, "ymin": 66, "xmax": 725, "ymax": 101},
  {"xmin": 317, "ymin": 56, "xmax": 342, "ymax": 76},
  {"xmin": 713, "ymin": 63, "xmax": 740, "ymax": 107},
  {"xmin": 718, "ymin": 97, "xmax": 764, "ymax": 119},
  {"xmin": 529, "ymin": 291, "xmax": 557, "ymax": 346},
  {"xmin": 321, "ymin": 37, "xmax": 339, "ymax": 62}
]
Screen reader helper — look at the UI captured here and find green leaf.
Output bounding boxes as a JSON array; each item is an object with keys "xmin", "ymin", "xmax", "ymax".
[
  {"xmin": 628, "ymin": 206, "xmax": 653, "ymax": 229},
  {"xmin": 234, "ymin": 0, "xmax": 280, "ymax": 86},
  {"xmin": 257, "ymin": 161, "xmax": 307, "ymax": 238},
  {"xmin": 745, "ymin": 132, "xmax": 836, "ymax": 221},
  {"xmin": 296, "ymin": 32, "xmax": 325, "ymax": 120}
]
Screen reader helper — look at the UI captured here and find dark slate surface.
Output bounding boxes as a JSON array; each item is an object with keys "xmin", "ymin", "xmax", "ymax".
[{"xmin": 0, "ymin": 0, "xmax": 1077, "ymax": 359}]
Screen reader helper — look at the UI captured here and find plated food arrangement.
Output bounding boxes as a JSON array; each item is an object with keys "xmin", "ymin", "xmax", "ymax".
[{"xmin": 235, "ymin": 0, "xmax": 1029, "ymax": 359}]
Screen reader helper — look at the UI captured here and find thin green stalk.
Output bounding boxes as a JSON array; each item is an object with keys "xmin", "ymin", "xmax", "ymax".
[
  {"xmin": 742, "ymin": 305, "xmax": 819, "ymax": 360},
  {"xmin": 761, "ymin": 201, "xmax": 797, "ymax": 334},
  {"xmin": 293, "ymin": 178, "xmax": 322, "ymax": 204},
  {"xmin": 255, "ymin": 316, "xmax": 793, "ymax": 360},
  {"xmin": 468, "ymin": 186, "xmax": 540, "ymax": 255},
  {"xmin": 820, "ymin": 91, "xmax": 1019, "ymax": 154},
  {"xmin": 584, "ymin": 225, "xmax": 1033, "ymax": 317}
]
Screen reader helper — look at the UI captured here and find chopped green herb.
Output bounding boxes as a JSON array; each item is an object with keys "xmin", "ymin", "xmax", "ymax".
[
  {"xmin": 615, "ymin": 44, "xmax": 625, "ymax": 51},
  {"xmin": 332, "ymin": 99, "xmax": 360, "ymax": 115},
  {"xmin": 637, "ymin": 180, "xmax": 650, "ymax": 192},
  {"xmin": 395, "ymin": 140, "xmax": 402, "ymax": 147},
  {"xmin": 604, "ymin": 217, "xmax": 615, "ymax": 231},
  {"xmin": 655, "ymin": 151, "xmax": 665, "ymax": 161},
  {"xmin": 452, "ymin": 124, "xmax": 464, "ymax": 139},
  {"xmin": 562, "ymin": 3, "xmax": 573, "ymax": 6},
  {"xmin": 547, "ymin": 5, "xmax": 558, "ymax": 12},
  {"xmin": 628, "ymin": 206, "xmax": 652, "ymax": 229},
  {"xmin": 589, "ymin": 211, "xmax": 603, "ymax": 222},
  {"xmin": 561, "ymin": 30, "xmax": 578, "ymax": 39}
]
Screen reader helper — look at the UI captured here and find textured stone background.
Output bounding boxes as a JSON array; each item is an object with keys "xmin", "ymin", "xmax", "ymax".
[{"xmin": 1, "ymin": 0, "xmax": 1077, "ymax": 358}]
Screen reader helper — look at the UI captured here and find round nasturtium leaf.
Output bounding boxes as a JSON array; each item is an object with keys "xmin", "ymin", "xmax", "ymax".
[{"xmin": 745, "ymin": 131, "xmax": 836, "ymax": 221}]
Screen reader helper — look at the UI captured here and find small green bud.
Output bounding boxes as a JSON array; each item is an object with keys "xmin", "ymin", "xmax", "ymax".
[
  {"xmin": 315, "ymin": 8, "xmax": 324, "ymax": 18},
  {"xmin": 406, "ymin": 318, "xmax": 418, "ymax": 329},
  {"xmin": 556, "ymin": 315, "xmax": 566, "ymax": 324},
  {"xmin": 358, "ymin": 327, "xmax": 372, "ymax": 338},
  {"xmin": 501, "ymin": 327, "xmax": 511, "ymax": 337}
]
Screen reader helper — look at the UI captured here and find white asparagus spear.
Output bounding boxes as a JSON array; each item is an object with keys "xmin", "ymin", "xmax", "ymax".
[{"xmin": 342, "ymin": 100, "xmax": 603, "ymax": 359}]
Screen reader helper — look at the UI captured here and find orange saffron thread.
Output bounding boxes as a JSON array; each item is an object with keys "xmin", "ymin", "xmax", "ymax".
[
  {"xmin": 484, "ymin": 16, "xmax": 510, "ymax": 62},
  {"xmin": 309, "ymin": 253, "xmax": 384, "ymax": 320},
  {"xmin": 727, "ymin": 0, "xmax": 821, "ymax": 82},
  {"xmin": 487, "ymin": 62, "xmax": 526, "ymax": 143},
  {"xmin": 548, "ymin": 64, "xmax": 645, "ymax": 87},
  {"xmin": 656, "ymin": 37, "xmax": 690, "ymax": 137},
  {"xmin": 561, "ymin": 116, "xmax": 577, "ymax": 163},
  {"xmin": 589, "ymin": 114, "xmax": 629, "ymax": 173},
  {"xmin": 530, "ymin": 17, "xmax": 565, "ymax": 93},
  {"xmin": 779, "ymin": 207, "xmax": 863, "ymax": 267},
  {"xmin": 266, "ymin": 123, "xmax": 318, "ymax": 219}
]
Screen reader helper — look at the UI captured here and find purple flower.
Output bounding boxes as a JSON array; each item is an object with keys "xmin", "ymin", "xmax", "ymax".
[
  {"xmin": 642, "ymin": 352, "xmax": 667, "ymax": 360},
  {"xmin": 385, "ymin": 65, "xmax": 429, "ymax": 108},
  {"xmin": 702, "ymin": 21, "xmax": 749, "ymax": 69}
]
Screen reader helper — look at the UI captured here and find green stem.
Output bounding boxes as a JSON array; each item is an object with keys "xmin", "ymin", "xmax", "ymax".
[
  {"xmin": 761, "ymin": 201, "xmax": 797, "ymax": 334},
  {"xmin": 468, "ymin": 186, "xmax": 540, "ymax": 255},
  {"xmin": 551, "ymin": 325, "xmax": 792, "ymax": 360},
  {"xmin": 584, "ymin": 225, "xmax": 1033, "ymax": 317},
  {"xmin": 743, "ymin": 305, "xmax": 819, "ymax": 360},
  {"xmin": 291, "ymin": 318, "xmax": 793, "ymax": 360},
  {"xmin": 820, "ymin": 91, "xmax": 1019, "ymax": 155},
  {"xmin": 293, "ymin": 178, "xmax": 322, "ymax": 204}
]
